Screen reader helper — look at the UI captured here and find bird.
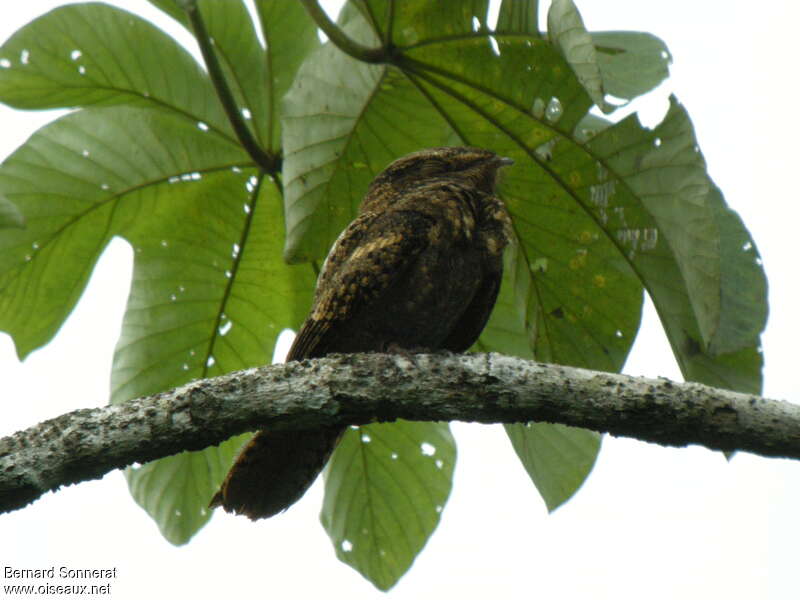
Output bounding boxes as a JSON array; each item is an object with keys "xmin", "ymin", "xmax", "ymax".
[{"xmin": 210, "ymin": 146, "xmax": 514, "ymax": 519}]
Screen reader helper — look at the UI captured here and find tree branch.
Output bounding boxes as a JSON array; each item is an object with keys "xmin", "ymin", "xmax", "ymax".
[
  {"xmin": 1, "ymin": 352, "xmax": 797, "ymax": 515},
  {"xmin": 298, "ymin": 0, "xmax": 390, "ymax": 63}
]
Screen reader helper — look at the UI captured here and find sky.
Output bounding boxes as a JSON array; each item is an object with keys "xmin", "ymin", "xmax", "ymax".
[{"xmin": 2, "ymin": 1, "xmax": 799, "ymax": 599}]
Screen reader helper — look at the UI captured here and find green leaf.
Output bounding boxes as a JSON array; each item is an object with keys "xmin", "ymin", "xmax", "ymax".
[
  {"xmin": 115, "ymin": 168, "xmax": 314, "ymax": 544},
  {"xmin": 547, "ymin": 0, "xmax": 612, "ymax": 112},
  {"xmin": 125, "ymin": 444, "xmax": 240, "ymax": 545},
  {"xmin": 147, "ymin": 0, "xmax": 318, "ymax": 151},
  {"xmin": 190, "ymin": 1, "xmax": 274, "ymax": 148},
  {"xmin": 588, "ymin": 99, "xmax": 721, "ymax": 346},
  {"xmin": 0, "ymin": 195, "xmax": 24, "ymax": 229},
  {"xmin": 353, "ymin": 0, "xmax": 491, "ymax": 48},
  {"xmin": 111, "ymin": 161, "xmax": 314, "ymax": 543},
  {"xmin": 505, "ymin": 423, "xmax": 601, "ymax": 512},
  {"xmin": 475, "ymin": 239, "xmax": 534, "ymax": 359},
  {"xmin": 255, "ymin": 0, "xmax": 321, "ymax": 150},
  {"xmin": 0, "ymin": 103, "xmax": 315, "ymax": 541},
  {"xmin": 321, "ymin": 422, "xmax": 456, "ymax": 591},
  {"xmin": 708, "ymin": 185, "xmax": 768, "ymax": 356},
  {"xmin": 656, "ymin": 186, "xmax": 766, "ymax": 395},
  {"xmin": 110, "ymin": 170, "xmax": 314, "ymax": 402},
  {"xmin": 0, "ymin": 106, "xmax": 248, "ymax": 360},
  {"xmin": 586, "ymin": 98, "xmax": 764, "ymax": 392},
  {"xmin": 592, "ymin": 31, "xmax": 672, "ymax": 101},
  {"xmin": 0, "ymin": 3, "xmax": 227, "ymax": 132},
  {"xmin": 497, "ymin": 0, "xmax": 540, "ymax": 34}
]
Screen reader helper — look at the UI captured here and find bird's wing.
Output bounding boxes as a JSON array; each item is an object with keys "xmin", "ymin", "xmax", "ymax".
[
  {"xmin": 440, "ymin": 272, "xmax": 502, "ymax": 352},
  {"xmin": 287, "ymin": 209, "xmax": 435, "ymax": 360}
]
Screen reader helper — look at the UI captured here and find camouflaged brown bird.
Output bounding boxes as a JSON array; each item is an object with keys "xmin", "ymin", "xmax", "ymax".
[{"xmin": 210, "ymin": 146, "xmax": 514, "ymax": 519}]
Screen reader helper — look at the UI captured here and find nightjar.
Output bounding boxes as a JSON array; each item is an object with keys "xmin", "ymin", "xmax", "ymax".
[{"xmin": 210, "ymin": 146, "xmax": 514, "ymax": 519}]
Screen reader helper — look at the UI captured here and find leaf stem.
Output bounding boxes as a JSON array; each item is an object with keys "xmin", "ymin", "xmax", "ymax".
[
  {"xmin": 182, "ymin": 0, "xmax": 280, "ymax": 173},
  {"xmin": 299, "ymin": 0, "xmax": 390, "ymax": 63}
]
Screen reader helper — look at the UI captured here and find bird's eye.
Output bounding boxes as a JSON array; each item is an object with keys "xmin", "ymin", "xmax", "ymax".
[{"xmin": 419, "ymin": 158, "xmax": 447, "ymax": 177}]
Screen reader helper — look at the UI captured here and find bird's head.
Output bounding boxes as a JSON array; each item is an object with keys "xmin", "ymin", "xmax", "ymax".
[{"xmin": 361, "ymin": 147, "xmax": 513, "ymax": 212}]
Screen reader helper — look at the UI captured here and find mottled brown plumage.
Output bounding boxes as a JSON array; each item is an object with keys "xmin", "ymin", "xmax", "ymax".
[{"xmin": 210, "ymin": 146, "xmax": 514, "ymax": 519}]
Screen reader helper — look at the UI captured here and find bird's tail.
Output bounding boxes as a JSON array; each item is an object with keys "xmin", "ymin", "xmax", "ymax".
[{"xmin": 210, "ymin": 426, "xmax": 344, "ymax": 520}]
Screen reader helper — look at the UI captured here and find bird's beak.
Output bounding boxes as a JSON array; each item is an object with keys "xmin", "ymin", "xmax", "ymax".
[{"xmin": 495, "ymin": 156, "xmax": 514, "ymax": 168}]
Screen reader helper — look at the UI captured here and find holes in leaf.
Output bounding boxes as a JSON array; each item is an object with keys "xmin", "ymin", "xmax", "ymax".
[
  {"xmin": 341, "ymin": 540, "xmax": 353, "ymax": 552},
  {"xmin": 530, "ymin": 257, "xmax": 549, "ymax": 273},
  {"xmin": 488, "ymin": 36, "xmax": 500, "ymax": 56},
  {"xmin": 420, "ymin": 442, "xmax": 436, "ymax": 456},
  {"xmin": 642, "ymin": 228, "xmax": 658, "ymax": 251},
  {"xmin": 531, "ymin": 97, "xmax": 545, "ymax": 118}
]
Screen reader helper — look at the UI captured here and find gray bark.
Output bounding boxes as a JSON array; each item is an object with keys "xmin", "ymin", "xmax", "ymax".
[{"xmin": 1, "ymin": 352, "xmax": 797, "ymax": 514}]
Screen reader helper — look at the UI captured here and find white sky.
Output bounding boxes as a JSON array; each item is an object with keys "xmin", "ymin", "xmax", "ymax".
[{"xmin": 1, "ymin": 2, "xmax": 799, "ymax": 599}]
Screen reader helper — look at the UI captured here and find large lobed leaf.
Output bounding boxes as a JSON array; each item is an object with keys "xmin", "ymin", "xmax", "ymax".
[
  {"xmin": 548, "ymin": 0, "xmax": 612, "ymax": 112},
  {"xmin": 321, "ymin": 422, "xmax": 456, "ymax": 591},
  {"xmin": 147, "ymin": 0, "xmax": 319, "ymax": 151},
  {"xmin": 0, "ymin": 2, "xmax": 316, "ymax": 543},
  {"xmin": 0, "ymin": 2, "xmax": 227, "ymax": 131}
]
